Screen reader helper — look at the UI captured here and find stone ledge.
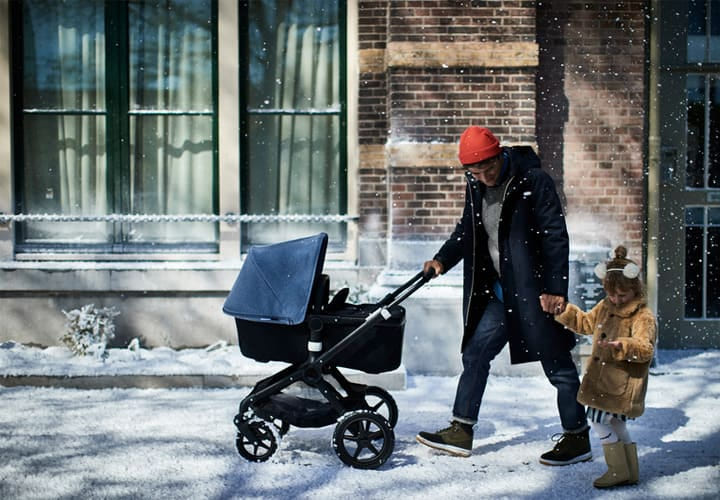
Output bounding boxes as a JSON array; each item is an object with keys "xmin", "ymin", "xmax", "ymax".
[
  {"xmin": 359, "ymin": 48, "xmax": 386, "ymax": 73},
  {"xmin": 387, "ymin": 142, "xmax": 458, "ymax": 168},
  {"xmin": 387, "ymin": 41, "xmax": 539, "ymax": 68}
]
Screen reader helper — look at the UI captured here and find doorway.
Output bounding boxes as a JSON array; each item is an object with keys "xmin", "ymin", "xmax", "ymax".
[{"xmin": 655, "ymin": 0, "xmax": 720, "ymax": 347}]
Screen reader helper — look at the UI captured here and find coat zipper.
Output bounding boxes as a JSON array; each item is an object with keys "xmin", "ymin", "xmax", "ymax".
[{"xmin": 465, "ymin": 179, "xmax": 476, "ymax": 327}]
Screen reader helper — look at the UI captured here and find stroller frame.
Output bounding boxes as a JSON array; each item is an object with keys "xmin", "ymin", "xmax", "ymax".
[{"xmin": 232, "ymin": 270, "xmax": 432, "ymax": 469}]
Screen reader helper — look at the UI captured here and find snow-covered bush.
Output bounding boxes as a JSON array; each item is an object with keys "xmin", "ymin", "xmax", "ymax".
[{"xmin": 60, "ymin": 304, "xmax": 120, "ymax": 359}]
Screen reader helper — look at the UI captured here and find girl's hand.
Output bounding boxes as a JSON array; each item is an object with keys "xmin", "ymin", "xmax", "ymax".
[{"xmin": 598, "ymin": 339, "xmax": 622, "ymax": 351}]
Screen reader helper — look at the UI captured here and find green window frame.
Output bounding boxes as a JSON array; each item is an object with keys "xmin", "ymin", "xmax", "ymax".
[
  {"xmin": 239, "ymin": 0, "xmax": 347, "ymax": 250},
  {"xmin": 11, "ymin": 0, "xmax": 219, "ymax": 254}
]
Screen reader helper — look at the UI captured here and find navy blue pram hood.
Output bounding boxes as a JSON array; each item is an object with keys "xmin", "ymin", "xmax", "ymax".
[{"xmin": 223, "ymin": 233, "xmax": 328, "ymax": 325}]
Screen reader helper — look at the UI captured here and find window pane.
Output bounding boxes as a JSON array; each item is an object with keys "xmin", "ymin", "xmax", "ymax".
[
  {"xmin": 243, "ymin": 113, "xmax": 343, "ymax": 246},
  {"xmin": 246, "ymin": 114, "xmax": 339, "ymax": 214},
  {"xmin": 243, "ymin": 1, "xmax": 344, "ymax": 248},
  {"xmin": 685, "ymin": 224, "xmax": 704, "ymax": 318},
  {"xmin": 688, "ymin": 0, "xmax": 707, "ymax": 63},
  {"xmin": 129, "ymin": 115, "xmax": 216, "ymax": 243},
  {"xmin": 712, "ymin": 0, "xmax": 720, "ymax": 61},
  {"xmin": 21, "ymin": 114, "xmax": 110, "ymax": 243},
  {"xmin": 708, "ymin": 224, "xmax": 720, "ymax": 317},
  {"xmin": 17, "ymin": 0, "xmax": 217, "ymax": 252},
  {"xmin": 127, "ymin": 0, "xmax": 217, "ymax": 247},
  {"xmin": 687, "ymin": 75, "xmax": 705, "ymax": 188},
  {"xmin": 248, "ymin": 1, "xmax": 339, "ymax": 111},
  {"xmin": 686, "ymin": 206, "xmax": 705, "ymax": 225},
  {"xmin": 129, "ymin": 0, "xmax": 213, "ymax": 111},
  {"xmin": 22, "ymin": 0, "xmax": 105, "ymax": 110},
  {"xmin": 710, "ymin": 78, "xmax": 720, "ymax": 187}
]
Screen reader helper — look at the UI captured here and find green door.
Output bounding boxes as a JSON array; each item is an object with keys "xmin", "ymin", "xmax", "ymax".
[{"xmin": 657, "ymin": 0, "xmax": 720, "ymax": 347}]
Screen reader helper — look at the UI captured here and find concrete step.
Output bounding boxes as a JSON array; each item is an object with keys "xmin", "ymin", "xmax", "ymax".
[{"xmin": 0, "ymin": 366, "xmax": 406, "ymax": 390}]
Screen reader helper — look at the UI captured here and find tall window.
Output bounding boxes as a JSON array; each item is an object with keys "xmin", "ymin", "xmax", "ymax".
[
  {"xmin": 241, "ymin": 1, "xmax": 346, "ymax": 248},
  {"xmin": 13, "ymin": 0, "xmax": 218, "ymax": 253}
]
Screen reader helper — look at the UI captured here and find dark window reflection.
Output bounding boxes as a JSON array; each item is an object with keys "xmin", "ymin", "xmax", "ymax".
[
  {"xmin": 708, "ymin": 208, "xmax": 720, "ymax": 317},
  {"xmin": 710, "ymin": 78, "xmax": 720, "ymax": 187},
  {"xmin": 687, "ymin": 76, "xmax": 705, "ymax": 188},
  {"xmin": 685, "ymin": 222, "xmax": 704, "ymax": 318},
  {"xmin": 22, "ymin": 0, "xmax": 105, "ymax": 110}
]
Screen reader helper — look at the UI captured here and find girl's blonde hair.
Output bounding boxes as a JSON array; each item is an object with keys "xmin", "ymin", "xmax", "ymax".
[{"xmin": 603, "ymin": 245, "xmax": 643, "ymax": 297}]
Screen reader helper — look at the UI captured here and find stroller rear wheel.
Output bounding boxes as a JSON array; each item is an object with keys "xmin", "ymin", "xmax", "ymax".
[
  {"xmin": 332, "ymin": 410, "xmax": 394, "ymax": 469},
  {"xmin": 236, "ymin": 420, "xmax": 278, "ymax": 462},
  {"xmin": 364, "ymin": 386, "xmax": 398, "ymax": 428}
]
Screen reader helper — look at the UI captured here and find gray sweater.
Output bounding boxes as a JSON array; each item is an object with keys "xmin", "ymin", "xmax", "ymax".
[{"xmin": 481, "ymin": 175, "xmax": 511, "ymax": 276}]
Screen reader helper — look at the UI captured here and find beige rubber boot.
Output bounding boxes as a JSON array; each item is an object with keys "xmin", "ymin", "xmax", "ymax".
[
  {"xmin": 593, "ymin": 442, "xmax": 631, "ymax": 488},
  {"xmin": 624, "ymin": 442, "xmax": 639, "ymax": 485}
]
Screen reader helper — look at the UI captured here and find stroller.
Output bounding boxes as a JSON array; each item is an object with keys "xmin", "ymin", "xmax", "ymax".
[{"xmin": 222, "ymin": 233, "xmax": 432, "ymax": 469}]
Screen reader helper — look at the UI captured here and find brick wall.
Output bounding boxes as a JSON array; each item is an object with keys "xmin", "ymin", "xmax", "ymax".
[
  {"xmin": 387, "ymin": 1, "xmax": 536, "ymax": 43},
  {"xmin": 358, "ymin": 2, "xmax": 389, "ymax": 241},
  {"xmin": 537, "ymin": 1, "xmax": 647, "ymax": 260},
  {"xmin": 357, "ymin": 1, "xmax": 647, "ymax": 264},
  {"xmin": 361, "ymin": 1, "xmax": 539, "ymax": 247}
]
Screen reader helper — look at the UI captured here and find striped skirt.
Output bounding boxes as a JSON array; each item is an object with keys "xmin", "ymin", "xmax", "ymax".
[{"xmin": 587, "ymin": 406, "xmax": 629, "ymax": 424}]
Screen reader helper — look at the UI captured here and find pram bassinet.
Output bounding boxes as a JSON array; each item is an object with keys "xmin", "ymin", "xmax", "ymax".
[{"xmin": 223, "ymin": 232, "xmax": 405, "ymax": 374}]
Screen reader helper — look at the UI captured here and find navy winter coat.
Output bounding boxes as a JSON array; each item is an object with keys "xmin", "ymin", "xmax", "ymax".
[{"xmin": 434, "ymin": 146, "xmax": 576, "ymax": 364}]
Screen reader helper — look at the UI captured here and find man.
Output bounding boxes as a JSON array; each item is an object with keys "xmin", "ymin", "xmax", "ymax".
[{"xmin": 416, "ymin": 126, "xmax": 591, "ymax": 466}]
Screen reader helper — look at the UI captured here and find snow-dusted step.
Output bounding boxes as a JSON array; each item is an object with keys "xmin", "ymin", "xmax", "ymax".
[
  {"xmin": 0, "ymin": 368, "xmax": 406, "ymax": 390},
  {"xmin": 0, "ymin": 342, "xmax": 406, "ymax": 390}
]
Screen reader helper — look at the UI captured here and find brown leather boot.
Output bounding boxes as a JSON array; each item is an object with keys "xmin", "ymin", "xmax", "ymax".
[{"xmin": 593, "ymin": 442, "xmax": 631, "ymax": 488}]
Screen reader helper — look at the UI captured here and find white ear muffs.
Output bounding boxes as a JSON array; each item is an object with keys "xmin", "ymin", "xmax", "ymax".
[
  {"xmin": 594, "ymin": 262, "xmax": 640, "ymax": 280},
  {"xmin": 594, "ymin": 263, "xmax": 607, "ymax": 279},
  {"xmin": 622, "ymin": 262, "xmax": 640, "ymax": 279}
]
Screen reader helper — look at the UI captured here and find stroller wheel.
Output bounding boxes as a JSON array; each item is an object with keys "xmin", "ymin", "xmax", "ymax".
[
  {"xmin": 236, "ymin": 420, "xmax": 278, "ymax": 462},
  {"xmin": 332, "ymin": 410, "xmax": 394, "ymax": 469},
  {"xmin": 364, "ymin": 386, "xmax": 399, "ymax": 428}
]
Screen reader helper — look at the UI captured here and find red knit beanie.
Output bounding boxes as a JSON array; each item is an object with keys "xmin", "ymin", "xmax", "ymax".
[{"xmin": 458, "ymin": 126, "xmax": 502, "ymax": 165}]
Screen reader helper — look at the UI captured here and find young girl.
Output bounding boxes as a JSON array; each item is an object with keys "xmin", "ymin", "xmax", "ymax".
[{"xmin": 555, "ymin": 246, "xmax": 657, "ymax": 488}]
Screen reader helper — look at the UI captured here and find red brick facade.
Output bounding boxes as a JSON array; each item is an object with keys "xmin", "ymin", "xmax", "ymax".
[{"xmin": 357, "ymin": 0, "xmax": 646, "ymax": 263}]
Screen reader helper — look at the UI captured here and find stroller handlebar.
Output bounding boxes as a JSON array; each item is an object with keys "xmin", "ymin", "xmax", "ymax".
[{"xmin": 377, "ymin": 269, "xmax": 434, "ymax": 308}]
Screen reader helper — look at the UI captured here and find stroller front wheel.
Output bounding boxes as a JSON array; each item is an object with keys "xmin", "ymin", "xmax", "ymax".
[
  {"xmin": 332, "ymin": 410, "xmax": 394, "ymax": 469},
  {"xmin": 236, "ymin": 420, "xmax": 278, "ymax": 462}
]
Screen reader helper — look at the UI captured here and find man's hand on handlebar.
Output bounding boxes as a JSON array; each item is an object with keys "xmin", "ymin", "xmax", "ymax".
[{"xmin": 423, "ymin": 260, "xmax": 444, "ymax": 279}]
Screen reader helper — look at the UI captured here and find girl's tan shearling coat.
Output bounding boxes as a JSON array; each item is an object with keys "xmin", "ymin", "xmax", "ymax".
[{"xmin": 555, "ymin": 298, "xmax": 656, "ymax": 418}]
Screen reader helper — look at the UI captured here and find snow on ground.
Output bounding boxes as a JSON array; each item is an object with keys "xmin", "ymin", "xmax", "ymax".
[{"xmin": 1, "ymin": 347, "xmax": 719, "ymax": 499}]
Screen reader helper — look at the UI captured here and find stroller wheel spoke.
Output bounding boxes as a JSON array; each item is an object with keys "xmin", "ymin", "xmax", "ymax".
[
  {"xmin": 367, "ymin": 430, "xmax": 384, "ymax": 440},
  {"xmin": 353, "ymin": 445, "xmax": 365, "ymax": 459},
  {"xmin": 364, "ymin": 387, "xmax": 399, "ymax": 428}
]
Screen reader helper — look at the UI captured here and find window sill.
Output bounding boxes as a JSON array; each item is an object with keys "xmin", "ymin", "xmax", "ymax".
[
  {"xmin": 0, "ymin": 255, "xmax": 358, "ymax": 294},
  {"xmin": 13, "ymin": 252, "xmax": 223, "ymax": 263},
  {"xmin": 0, "ymin": 259, "xmax": 243, "ymax": 293}
]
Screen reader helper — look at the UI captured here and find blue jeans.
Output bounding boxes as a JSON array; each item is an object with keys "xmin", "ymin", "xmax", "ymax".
[{"xmin": 452, "ymin": 297, "xmax": 587, "ymax": 432}]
